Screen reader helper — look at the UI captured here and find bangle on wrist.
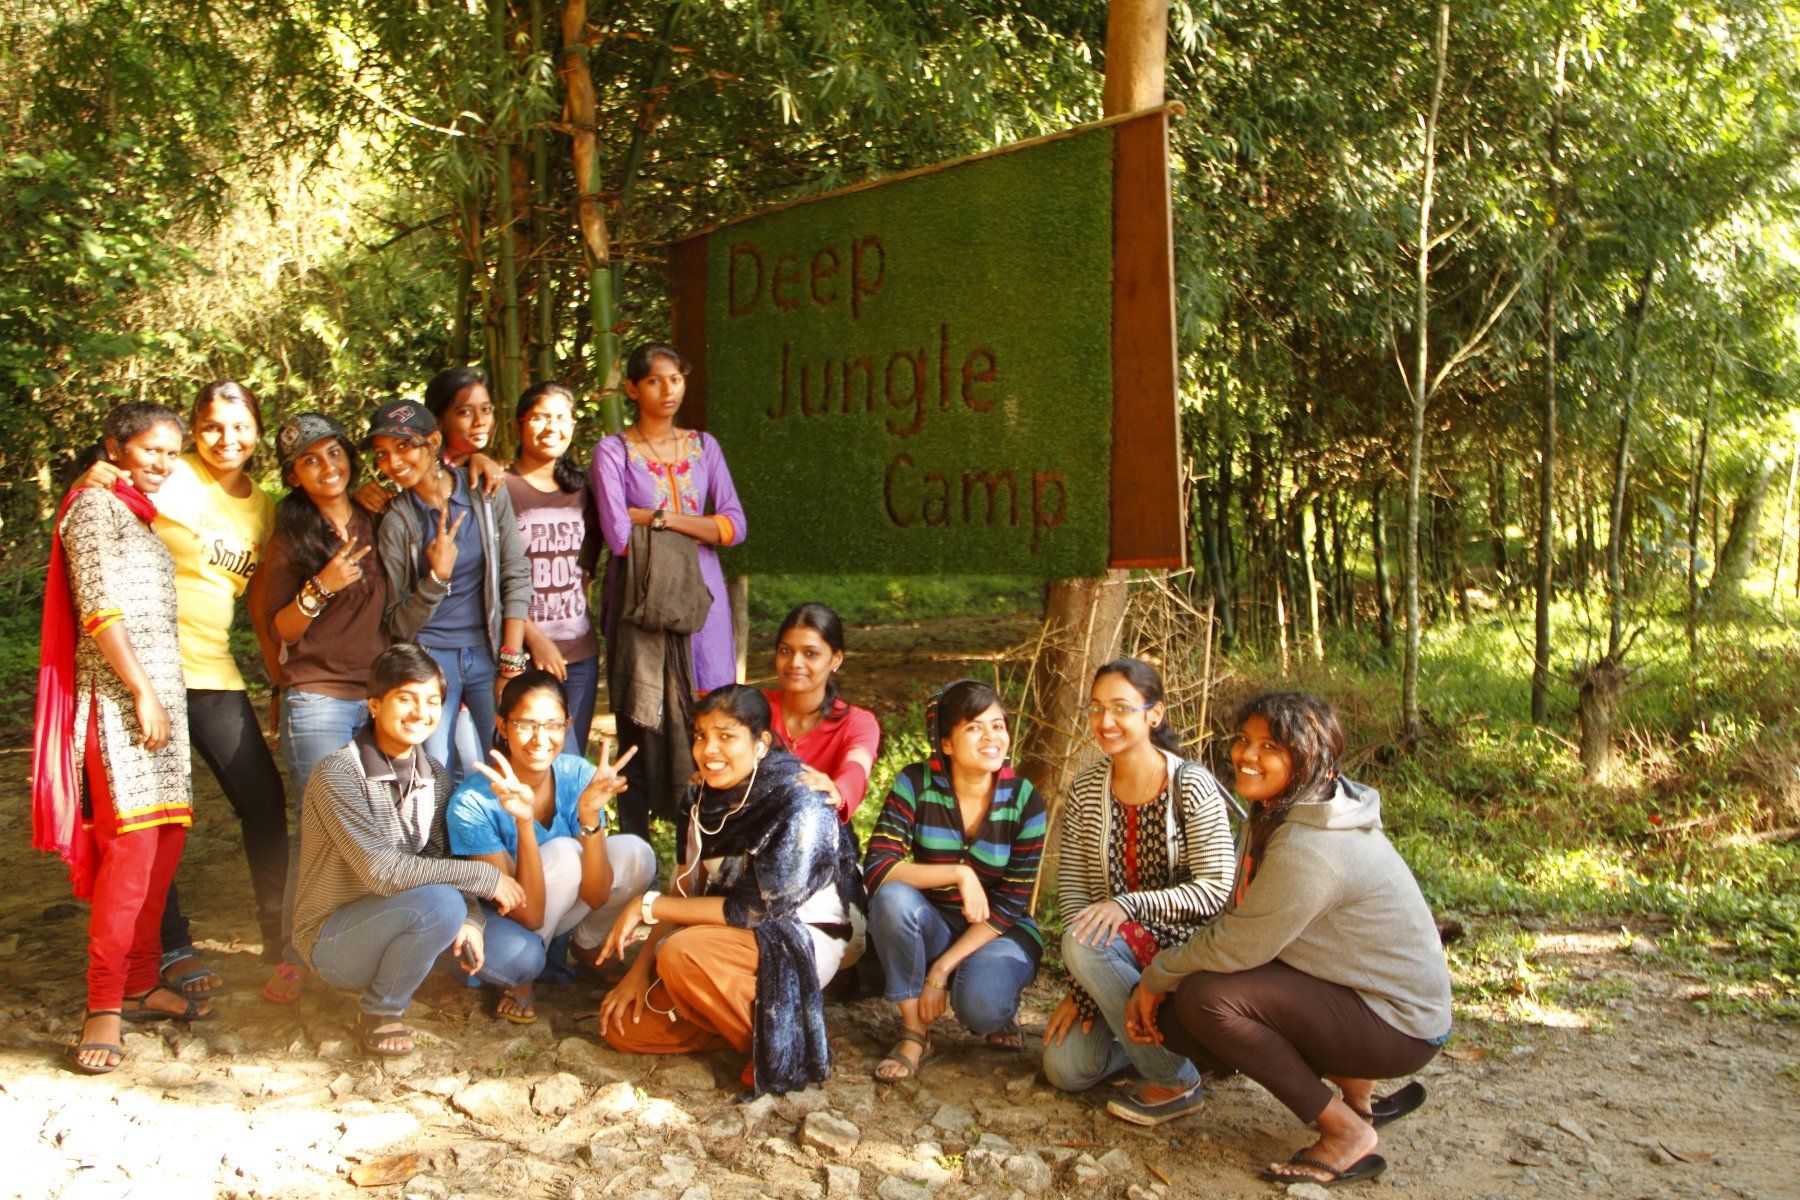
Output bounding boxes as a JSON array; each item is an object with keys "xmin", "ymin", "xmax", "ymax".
[
  {"xmin": 923, "ymin": 977, "xmax": 948, "ymax": 991},
  {"xmin": 428, "ymin": 567, "xmax": 451, "ymax": 592},
  {"xmin": 638, "ymin": 890, "xmax": 662, "ymax": 926}
]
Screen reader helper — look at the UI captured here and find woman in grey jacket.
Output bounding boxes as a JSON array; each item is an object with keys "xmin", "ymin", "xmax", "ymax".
[
  {"xmin": 1124, "ymin": 691, "xmax": 1452, "ymax": 1188},
  {"xmin": 367, "ymin": 398, "xmax": 532, "ymax": 785}
]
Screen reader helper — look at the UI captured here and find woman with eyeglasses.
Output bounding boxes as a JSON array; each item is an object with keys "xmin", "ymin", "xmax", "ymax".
[
  {"xmin": 447, "ymin": 670, "xmax": 657, "ymax": 1023},
  {"xmin": 1123, "ymin": 691, "xmax": 1451, "ymax": 1187},
  {"xmin": 1042, "ymin": 657, "xmax": 1236, "ymax": 1125},
  {"xmin": 862, "ymin": 680, "xmax": 1047, "ymax": 1081},
  {"xmin": 368, "ymin": 398, "xmax": 532, "ymax": 785},
  {"xmin": 505, "ymin": 383, "xmax": 602, "ymax": 755}
]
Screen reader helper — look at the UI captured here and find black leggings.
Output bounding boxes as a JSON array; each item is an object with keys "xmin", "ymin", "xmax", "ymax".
[
  {"xmin": 160, "ymin": 689, "xmax": 289, "ymax": 959},
  {"xmin": 1156, "ymin": 961, "xmax": 1441, "ymax": 1124}
]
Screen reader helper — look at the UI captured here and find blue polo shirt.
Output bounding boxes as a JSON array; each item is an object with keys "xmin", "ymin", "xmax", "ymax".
[
  {"xmin": 408, "ymin": 470, "xmax": 487, "ymax": 650},
  {"xmin": 446, "ymin": 754, "xmax": 604, "ymax": 857}
]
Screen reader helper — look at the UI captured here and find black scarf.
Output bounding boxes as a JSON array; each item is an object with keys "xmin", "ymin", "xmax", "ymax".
[{"xmin": 685, "ymin": 746, "xmax": 867, "ymax": 1097}]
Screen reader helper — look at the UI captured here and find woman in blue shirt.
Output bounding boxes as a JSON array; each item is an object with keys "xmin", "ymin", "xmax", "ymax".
[{"xmin": 448, "ymin": 670, "xmax": 658, "ymax": 1021}]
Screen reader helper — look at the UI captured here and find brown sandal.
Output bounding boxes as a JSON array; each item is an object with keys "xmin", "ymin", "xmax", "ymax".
[{"xmin": 874, "ymin": 1029, "xmax": 935, "ymax": 1082}]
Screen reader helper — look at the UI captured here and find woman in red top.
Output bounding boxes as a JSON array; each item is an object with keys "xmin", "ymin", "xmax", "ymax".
[{"xmin": 762, "ymin": 603, "xmax": 881, "ymax": 823}]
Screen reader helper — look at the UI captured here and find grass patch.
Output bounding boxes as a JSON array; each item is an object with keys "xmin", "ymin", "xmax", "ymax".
[{"xmin": 746, "ymin": 573, "xmax": 1040, "ymax": 630}]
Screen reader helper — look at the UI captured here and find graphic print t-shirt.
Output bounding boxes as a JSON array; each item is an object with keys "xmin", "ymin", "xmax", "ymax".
[
  {"xmin": 152, "ymin": 453, "xmax": 274, "ymax": 690},
  {"xmin": 504, "ymin": 473, "xmax": 599, "ymax": 662}
]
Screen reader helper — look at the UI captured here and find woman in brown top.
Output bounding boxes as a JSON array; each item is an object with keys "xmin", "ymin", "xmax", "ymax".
[{"xmin": 250, "ymin": 413, "xmax": 392, "ymax": 1003}]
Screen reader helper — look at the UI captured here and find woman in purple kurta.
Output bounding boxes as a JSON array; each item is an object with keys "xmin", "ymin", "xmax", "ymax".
[{"xmin": 590, "ymin": 343, "xmax": 747, "ymax": 834}]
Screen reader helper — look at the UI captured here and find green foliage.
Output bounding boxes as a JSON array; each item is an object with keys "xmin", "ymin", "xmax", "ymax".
[{"xmin": 747, "ymin": 573, "xmax": 1040, "ymax": 627}]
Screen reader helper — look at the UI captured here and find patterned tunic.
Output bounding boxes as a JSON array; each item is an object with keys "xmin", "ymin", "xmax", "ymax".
[{"xmin": 62, "ymin": 487, "xmax": 191, "ymax": 832}]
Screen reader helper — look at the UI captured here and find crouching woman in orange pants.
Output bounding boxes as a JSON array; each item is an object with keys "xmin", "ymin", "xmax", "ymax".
[{"xmin": 596, "ymin": 685, "xmax": 865, "ymax": 1097}]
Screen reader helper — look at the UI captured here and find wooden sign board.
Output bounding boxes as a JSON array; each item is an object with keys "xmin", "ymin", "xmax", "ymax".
[{"xmin": 669, "ymin": 105, "xmax": 1184, "ymax": 577}]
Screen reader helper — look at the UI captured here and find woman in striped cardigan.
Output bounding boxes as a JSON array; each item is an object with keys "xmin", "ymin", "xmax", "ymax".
[
  {"xmin": 863, "ymin": 680, "xmax": 1047, "ymax": 1081},
  {"xmin": 1043, "ymin": 657, "xmax": 1236, "ymax": 1125}
]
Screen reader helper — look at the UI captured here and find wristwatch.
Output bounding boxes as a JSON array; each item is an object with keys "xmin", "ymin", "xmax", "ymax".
[
  {"xmin": 638, "ymin": 890, "xmax": 662, "ymax": 926},
  {"xmin": 650, "ymin": 507, "xmax": 667, "ymax": 530},
  {"xmin": 577, "ymin": 816, "xmax": 604, "ymax": 837}
]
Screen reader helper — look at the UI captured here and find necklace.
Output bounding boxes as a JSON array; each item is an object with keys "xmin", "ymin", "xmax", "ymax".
[{"xmin": 630, "ymin": 426, "xmax": 682, "ymax": 469}]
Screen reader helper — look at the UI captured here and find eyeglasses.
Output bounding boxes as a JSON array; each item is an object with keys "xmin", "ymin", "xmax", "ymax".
[
  {"xmin": 1086, "ymin": 702, "xmax": 1154, "ymax": 720},
  {"xmin": 507, "ymin": 719, "xmax": 569, "ymax": 739}
]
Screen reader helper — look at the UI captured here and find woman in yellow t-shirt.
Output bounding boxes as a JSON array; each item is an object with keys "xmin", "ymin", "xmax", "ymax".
[{"xmin": 79, "ymin": 380, "xmax": 288, "ymax": 997}]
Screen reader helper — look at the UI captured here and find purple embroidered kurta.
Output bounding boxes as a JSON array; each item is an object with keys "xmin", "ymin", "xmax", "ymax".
[{"xmin": 590, "ymin": 429, "xmax": 747, "ymax": 692}]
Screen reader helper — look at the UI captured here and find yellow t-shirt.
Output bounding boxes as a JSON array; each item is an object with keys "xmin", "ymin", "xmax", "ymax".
[{"xmin": 152, "ymin": 453, "xmax": 275, "ymax": 691}]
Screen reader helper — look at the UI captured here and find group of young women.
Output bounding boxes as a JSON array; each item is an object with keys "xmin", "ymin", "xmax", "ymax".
[{"xmin": 30, "ymin": 343, "xmax": 1453, "ymax": 1188}]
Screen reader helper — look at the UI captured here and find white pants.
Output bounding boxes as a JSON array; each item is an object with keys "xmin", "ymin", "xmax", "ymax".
[{"xmin": 539, "ymin": 834, "xmax": 659, "ymax": 952}]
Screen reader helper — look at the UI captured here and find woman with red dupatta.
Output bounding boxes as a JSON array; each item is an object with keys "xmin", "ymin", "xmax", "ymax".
[{"xmin": 33, "ymin": 401, "xmax": 212, "ymax": 1074}]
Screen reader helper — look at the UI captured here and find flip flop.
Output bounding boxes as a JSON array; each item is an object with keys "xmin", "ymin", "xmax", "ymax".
[
  {"xmin": 260, "ymin": 961, "xmax": 308, "ymax": 1005},
  {"xmin": 1106, "ymin": 1079, "xmax": 1206, "ymax": 1126},
  {"xmin": 1259, "ymin": 1152, "xmax": 1387, "ymax": 1186},
  {"xmin": 874, "ymin": 1029, "xmax": 936, "ymax": 1082},
  {"xmin": 983, "ymin": 1023, "xmax": 1025, "ymax": 1052},
  {"xmin": 122, "ymin": 985, "xmax": 214, "ymax": 1023},
  {"xmin": 66, "ymin": 1009, "xmax": 125, "ymax": 1075},
  {"xmin": 1357, "ymin": 1080, "xmax": 1427, "ymax": 1128},
  {"xmin": 495, "ymin": 987, "xmax": 538, "ymax": 1025}
]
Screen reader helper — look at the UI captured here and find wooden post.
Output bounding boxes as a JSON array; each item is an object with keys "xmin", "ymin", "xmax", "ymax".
[{"xmin": 1018, "ymin": 0, "xmax": 1167, "ymax": 802}]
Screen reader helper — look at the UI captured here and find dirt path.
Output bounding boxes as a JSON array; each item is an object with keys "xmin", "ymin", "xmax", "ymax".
[{"xmin": 3, "ymin": 614, "xmax": 1794, "ymax": 1200}]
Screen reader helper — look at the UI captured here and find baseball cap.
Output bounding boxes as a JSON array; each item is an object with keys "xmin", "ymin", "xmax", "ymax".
[
  {"xmin": 364, "ymin": 399, "xmax": 437, "ymax": 448},
  {"xmin": 275, "ymin": 413, "xmax": 349, "ymax": 473}
]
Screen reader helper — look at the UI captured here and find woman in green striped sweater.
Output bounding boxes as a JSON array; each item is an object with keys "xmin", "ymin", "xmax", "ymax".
[{"xmin": 862, "ymin": 680, "xmax": 1047, "ymax": 1082}]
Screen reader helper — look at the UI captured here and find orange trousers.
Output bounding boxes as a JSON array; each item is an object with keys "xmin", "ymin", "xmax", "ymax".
[{"xmin": 603, "ymin": 926, "xmax": 758, "ymax": 1056}]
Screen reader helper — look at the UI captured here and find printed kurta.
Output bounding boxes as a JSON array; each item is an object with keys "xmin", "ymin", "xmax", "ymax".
[
  {"xmin": 590, "ymin": 429, "xmax": 746, "ymax": 692},
  {"xmin": 62, "ymin": 487, "xmax": 192, "ymax": 832}
]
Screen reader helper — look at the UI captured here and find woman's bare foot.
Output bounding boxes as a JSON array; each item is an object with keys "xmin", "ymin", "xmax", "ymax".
[
  {"xmin": 1266, "ymin": 1097, "xmax": 1380, "ymax": 1183},
  {"xmin": 496, "ymin": 985, "xmax": 537, "ymax": 1024},
  {"xmin": 260, "ymin": 962, "xmax": 307, "ymax": 1004}
]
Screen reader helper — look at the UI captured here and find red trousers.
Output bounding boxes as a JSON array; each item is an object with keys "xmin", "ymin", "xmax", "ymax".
[{"xmin": 85, "ymin": 763, "xmax": 187, "ymax": 1011}]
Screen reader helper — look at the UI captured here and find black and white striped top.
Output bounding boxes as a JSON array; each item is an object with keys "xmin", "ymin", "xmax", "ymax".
[
  {"xmin": 1056, "ymin": 750, "xmax": 1237, "ymax": 937},
  {"xmin": 291, "ymin": 730, "xmax": 502, "ymax": 966}
]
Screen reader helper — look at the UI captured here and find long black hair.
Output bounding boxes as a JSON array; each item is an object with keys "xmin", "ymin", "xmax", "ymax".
[
  {"xmin": 514, "ymin": 381, "xmax": 586, "ymax": 493},
  {"xmin": 494, "ymin": 668, "xmax": 569, "ymax": 757},
  {"xmin": 693, "ymin": 683, "xmax": 773, "ymax": 740},
  {"xmin": 424, "ymin": 366, "xmax": 487, "ymax": 420},
  {"xmin": 273, "ymin": 433, "xmax": 371, "ymax": 578},
  {"xmin": 1092, "ymin": 656, "xmax": 1184, "ymax": 755},
  {"xmin": 71, "ymin": 401, "xmax": 185, "ymax": 480},
  {"xmin": 775, "ymin": 601, "xmax": 848, "ymax": 724},
  {"xmin": 1233, "ymin": 690, "xmax": 1345, "ymax": 864}
]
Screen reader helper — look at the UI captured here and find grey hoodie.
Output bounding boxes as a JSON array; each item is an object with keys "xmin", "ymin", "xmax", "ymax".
[{"xmin": 1141, "ymin": 777, "xmax": 1453, "ymax": 1042}]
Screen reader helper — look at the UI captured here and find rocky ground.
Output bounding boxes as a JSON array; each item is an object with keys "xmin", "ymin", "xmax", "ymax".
[{"xmin": 2, "ymin": 613, "xmax": 1795, "ymax": 1199}]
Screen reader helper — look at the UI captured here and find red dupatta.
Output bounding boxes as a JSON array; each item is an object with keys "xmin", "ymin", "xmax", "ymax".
[{"xmin": 31, "ymin": 480, "xmax": 157, "ymax": 897}]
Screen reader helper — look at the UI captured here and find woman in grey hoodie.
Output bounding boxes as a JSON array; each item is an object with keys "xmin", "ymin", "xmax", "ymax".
[{"xmin": 1123, "ymin": 691, "xmax": 1452, "ymax": 1188}]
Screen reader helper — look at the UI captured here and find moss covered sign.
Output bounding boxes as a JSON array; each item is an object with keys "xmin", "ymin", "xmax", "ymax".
[{"xmin": 670, "ymin": 105, "xmax": 1183, "ymax": 577}]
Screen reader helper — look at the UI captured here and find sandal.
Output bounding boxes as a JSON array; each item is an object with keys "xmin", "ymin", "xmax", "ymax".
[
  {"xmin": 66, "ymin": 1009, "xmax": 125, "ymax": 1075},
  {"xmin": 495, "ymin": 986, "xmax": 538, "ymax": 1025},
  {"xmin": 983, "ymin": 1024, "xmax": 1024, "ymax": 1052},
  {"xmin": 123, "ymin": 985, "xmax": 214, "ymax": 1023},
  {"xmin": 159, "ymin": 946, "xmax": 224, "ymax": 997},
  {"xmin": 874, "ymin": 1029, "xmax": 936, "ymax": 1082},
  {"xmin": 1259, "ymin": 1152, "xmax": 1388, "ymax": 1187},
  {"xmin": 260, "ymin": 961, "xmax": 308, "ymax": 1005},
  {"xmin": 1105, "ymin": 1079, "xmax": 1206, "ymax": 1126},
  {"xmin": 1354, "ymin": 1080, "xmax": 1427, "ymax": 1128},
  {"xmin": 355, "ymin": 1011, "xmax": 417, "ymax": 1057}
]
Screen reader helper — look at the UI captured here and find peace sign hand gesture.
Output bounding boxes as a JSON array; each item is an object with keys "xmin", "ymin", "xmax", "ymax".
[
  {"xmin": 425, "ymin": 503, "xmax": 467, "ymax": 581},
  {"xmin": 317, "ymin": 538, "xmax": 372, "ymax": 593},
  {"xmin": 470, "ymin": 749, "xmax": 536, "ymax": 824},
  {"xmin": 578, "ymin": 738, "xmax": 637, "ymax": 830}
]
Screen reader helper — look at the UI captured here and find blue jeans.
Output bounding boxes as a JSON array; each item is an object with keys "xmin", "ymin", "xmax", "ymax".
[
  {"xmin": 1043, "ymin": 930, "xmax": 1201, "ymax": 1092},
  {"xmin": 309, "ymin": 884, "xmax": 468, "ymax": 1016},
  {"xmin": 279, "ymin": 688, "xmax": 370, "ymax": 963},
  {"xmin": 867, "ymin": 881, "xmax": 1039, "ymax": 1036},
  {"xmin": 562, "ymin": 655, "xmax": 599, "ymax": 757},
  {"xmin": 420, "ymin": 643, "xmax": 497, "ymax": 784}
]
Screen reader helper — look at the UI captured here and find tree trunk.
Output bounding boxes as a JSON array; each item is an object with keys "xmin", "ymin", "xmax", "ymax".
[
  {"xmin": 1489, "ymin": 458, "xmax": 1510, "ymax": 599},
  {"xmin": 1707, "ymin": 456, "xmax": 1778, "ymax": 600},
  {"xmin": 1686, "ymin": 368, "xmax": 1713, "ymax": 659},
  {"xmin": 1769, "ymin": 435, "xmax": 1799, "ymax": 602},
  {"xmin": 489, "ymin": 0, "xmax": 525, "ymax": 421},
  {"xmin": 1531, "ymin": 38, "xmax": 1561, "ymax": 726},
  {"xmin": 528, "ymin": 0, "xmax": 556, "ymax": 382},
  {"xmin": 1373, "ymin": 478, "xmax": 1393, "ymax": 651},
  {"xmin": 558, "ymin": 0, "xmax": 613, "ymax": 416},
  {"xmin": 1575, "ymin": 656, "xmax": 1626, "ymax": 781},
  {"xmin": 1401, "ymin": 0, "xmax": 1450, "ymax": 743},
  {"xmin": 1604, "ymin": 264, "xmax": 1657, "ymax": 657},
  {"xmin": 1020, "ymin": 0, "xmax": 1165, "ymax": 800}
]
